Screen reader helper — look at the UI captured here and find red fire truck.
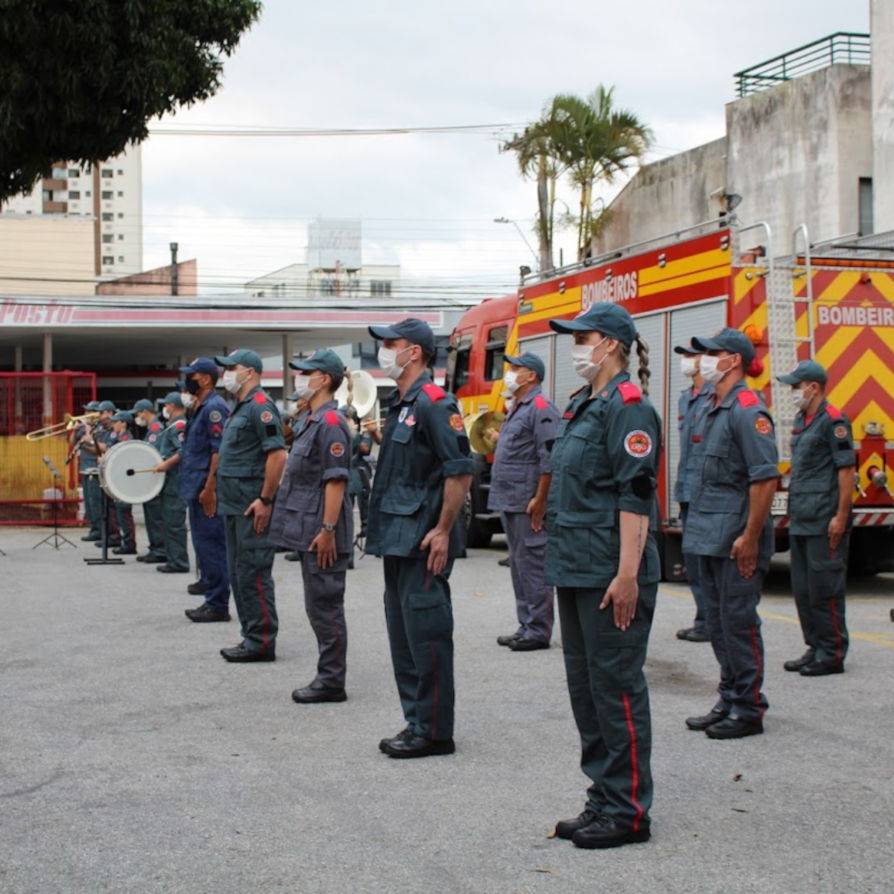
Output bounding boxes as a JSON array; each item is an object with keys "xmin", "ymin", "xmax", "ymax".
[{"xmin": 445, "ymin": 218, "xmax": 894, "ymax": 577}]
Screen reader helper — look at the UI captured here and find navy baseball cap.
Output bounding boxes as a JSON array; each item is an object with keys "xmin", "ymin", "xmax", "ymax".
[
  {"xmin": 132, "ymin": 398, "xmax": 154, "ymax": 413},
  {"xmin": 505, "ymin": 352, "xmax": 546, "ymax": 381},
  {"xmin": 162, "ymin": 391, "xmax": 184, "ymax": 407},
  {"xmin": 174, "ymin": 380, "xmax": 186, "ymax": 390},
  {"xmin": 673, "ymin": 342, "xmax": 706, "ymax": 355},
  {"xmin": 97, "ymin": 400, "xmax": 117, "ymax": 412},
  {"xmin": 692, "ymin": 328, "xmax": 756, "ymax": 367},
  {"xmin": 777, "ymin": 359, "xmax": 828, "ymax": 385},
  {"xmin": 110, "ymin": 411, "xmax": 133, "ymax": 424},
  {"xmin": 179, "ymin": 357, "xmax": 220, "ymax": 380},
  {"xmin": 289, "ymin": 349, "xmax": 345, "ymax": 380},
  {"xmin": 368, "ymin": 318, "xmax": 436, "ymax": 357},
  {"xmin": 83, "ymin": 400, "xmax": 100, "ymax": 412},
  {"xmin": 549, "ymin": 302, "xmax": 637, "ymax": 347},
  {"xmin": 215, "ymin": 348, "xmax": 263, "ymax": 373}
]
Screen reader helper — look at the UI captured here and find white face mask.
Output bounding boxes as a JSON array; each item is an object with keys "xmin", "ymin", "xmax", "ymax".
[
  {"xmin": 504, "ymin": 397, "xmax": 515, "ymax": 413},
  {"xmin": 793, "ymin": 386, "xmax": 813, "ymax": 412},
  {"xmin": 699, "ymin": 354, "xmax": 730, "ymax": 386},
  {"xmin": 502, "ymin": 370, "xmax": 522, "ymax": 394},
  {"xmin": 181, "ymin": 393, "xmax": 196, "ymax": 410},
  {"xmin": 680, "ymin": 356, "xmax": 698, "ymax": 379},
  {"xmin": 378, "ymin": 346, "xmax": 412, "ymax": 380},
  {"xmin": 571, "ymin": 337, "xmax": 608, "ymax": 382},
  {"xmin": 293, "ymin": 375, "xmax": 321, "ymax": 402},
  {"xmin": 222, "ymin": 369, "xmax": 248, "ymax": 395},
  {"xmin": 162, "ymin": 408, "xmax": 171, "ymax": 420},
  {"xmin": 135, "ymin": 415, "xmax": 148, "ymax": 427}
]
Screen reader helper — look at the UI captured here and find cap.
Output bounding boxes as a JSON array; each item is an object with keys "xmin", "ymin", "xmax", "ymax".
[
  {"xmin": 504, "ymin": 352, "xmax": 546, "ymax": 381},
  {"xmin": 161, "ymin": 391, "xmax": 184, "ymax": 407},
  {"xmin": 215, "ymin": 348, "xmax": 263, "ymax": 374},
  {"xmin": 549, "ymin": 303, "xmax": 637, "ymax": 347},
  {"xmin": 178, "ymin": 357, "xmax": 220, "ymax": 380},
  {"xmin": 673, "ymin": 342, "xmax": 706, "ymax": 355},
  {"xmin": 368, "ymin": 318, "xmax": 436, "ymax": 357},
  {"xmin": 83, "ymin": 400, "xmax": 100, "ymax": 412},
  {"xmin": 289, "ymin": 348, "xmax": 345, "ymax": 380},
  {"xmin": 132, "ymin": 398, "xmax": 154, "ymax": 413},
  {"xmin": 691, "ymin": 328, "xmax": 756, "ymax": 367},
  {"xmin": 776, "ymin": 359, "xmax": 828, "ymax": 385},
  {"xmin": 110, "ymin": 411, "xmax": 133, "ymax": 424},
  {"xmin": 97, "ymin": 400, "xmax": 117, "ymax": 412}
]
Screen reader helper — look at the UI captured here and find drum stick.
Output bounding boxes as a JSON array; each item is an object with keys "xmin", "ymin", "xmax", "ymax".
[{"xmin": 125, "ymin": 468, "xmax": 160, "ymax": 476}]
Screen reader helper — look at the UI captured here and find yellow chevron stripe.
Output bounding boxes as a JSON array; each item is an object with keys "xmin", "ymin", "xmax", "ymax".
[
  {"xmin": 734, "ymin": 268, "xmax": 762, "ymax": 305},
  {"xmin": 638, "ymin": 266, "xmax": 728, "ymax": 297},
  {"xmin": 826, "ymin": 349, "xmax": 894, "ymax": 409},
  {"xmin": 850, "ymin": 401, "xmax": 894, "ymax": 438},
  {"xmin": 814, "ymin": 271, "xmax": 861, "ymax": 302},
  {"xmin": 638, "ymin": 249, "xmax": 730, "ymax": 287},
  {"xmin": 869, "ymin": 273, "xmax": 894, "ymax": 304}
]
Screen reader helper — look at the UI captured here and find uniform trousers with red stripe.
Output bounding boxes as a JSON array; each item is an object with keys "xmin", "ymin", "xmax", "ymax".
[
  {"xmin": 383, "ymin": 556, "xmax": 455, "ymax": 741},
  {"xmin": 789, "ymin": 533, "xmax": 849, "ymax": 666},
  {"xmin": 556, "ymin": 583, "xmax": 656, "ymax": 832},
  {"xmin": 699, "ymin": 556, "xmax": 769, "ymax": 721},
  {"xmin": 224, "ymin": 514, "xmax": 278, "ymax": 656},
  {"xmin": 299, "ymin": 552, "xmax": 349, "ymax": 688}
]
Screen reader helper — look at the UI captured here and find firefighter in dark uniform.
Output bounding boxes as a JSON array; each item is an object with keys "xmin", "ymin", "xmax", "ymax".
[
  {"xmin": 85, "ymin": 400, "xmax": 118, "ymax": 547},
  {"xmin": 76, "ymin": 401, "xmax": 102, "ymax": 541},
  {"xmin": 153, "ymin": 392, "xmax": 190, "ymax": 574},
  {"xmin": 366, "ymin": 318, "xmax": 474, "ymax": 759},
  {"xmin": 673, "ymin": 343, "xmax": 714, "ymax": 642},
  {"xmin": 106, "ymin": 411, "xmax": 137, "ymax": 554},
  {"xmin": 132, "ymin": 398, "xmax": 167, "ymax": 564},
  {"xmin": 269, "ymin": 350, "xmax": 354, "ymax": 700},
  {"xmin": 683, "ymin": 328, "xmax": 779, "ymax": 739},
  {"xmin": 178, "ymin": 358, "xmax": 232, "ymax": 623},
  {"xmin": 488, "ymin": 351, "xmax": 559, "ymax": 651},
  {"xmin": 545, "ymin": 303, "xmax": 660, "ymax": 850},
  {"xmin": 214, "ymin": 349, "xmax": 287, "ymax": 662},
  {"xmin": 777, "ymin": 359, "xmax": 854, "ymax": 675}
]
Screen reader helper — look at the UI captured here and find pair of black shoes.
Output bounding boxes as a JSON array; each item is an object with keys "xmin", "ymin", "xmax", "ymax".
[
  {"xmin": 81, "ymin": 534, "xmax": 101, "ymax": 542},
  {"xmin": 112, "ymin": 546, "xmax": 137, "ymax": 555},
  {"xmin": 220, "ymin": 643, "xmax": 275, "ymax": 663},
  {"xmin": 185, "ymin": 605, "xmax": 230, "ymax": 623},
  {"xmin": 156, "ymin": 564, "xmax": 189, "ymax": 574},
  {"xmin": 496, "ymin": 631, "xmax": 549, "ymax": 651},
  {"xmin": 137, "ymin": 553, "xmax": 166, "ymax": 564},
  {"xmin": 187, "ymin": 581, "xmax": 207, "ymax": 596},
  {"xmin": 378, "ymin": 727, "xmax": 455, "ymax": 759},
  {"xmin": 554, "ymin": 809, "xmax": 650, "ymax": 849},
  {"xmin": 784, "ymin": 652, "xmax": 844, "ymax": 676},
  {"xmin": 685, "ymin": 708, "xmax": 763, "ymax": 739},
  {"xmin": 676, "ymin": 626, "xmax": 710, "ymax": 642},
  {"xmin": 292, "ymin": 681, "xmax": 346, "ymax": 703}
]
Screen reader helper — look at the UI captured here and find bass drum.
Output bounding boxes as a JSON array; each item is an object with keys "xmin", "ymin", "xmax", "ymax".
[{"xmin": 99, "ymin": 440, "xmax": 165, "ymax": 504}]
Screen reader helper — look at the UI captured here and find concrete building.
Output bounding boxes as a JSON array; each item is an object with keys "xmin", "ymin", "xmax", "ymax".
[
  {"xmin": 593, "ymin": 7, "xmax": 889, "ymax": 258},
  {"xmin": 0, "ymin": 145, "xmax": 143, "ymax": 281}
]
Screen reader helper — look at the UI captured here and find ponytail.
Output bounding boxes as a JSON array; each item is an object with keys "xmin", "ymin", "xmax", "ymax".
[{"xmin": 634, "ymin": 333, "xmax": 651, "ymax": 396}]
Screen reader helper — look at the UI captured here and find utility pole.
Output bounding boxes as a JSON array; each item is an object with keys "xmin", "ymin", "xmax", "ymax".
[{"xmin": 170, "ymin": 242, "xmax": 179, "ymax": 296}]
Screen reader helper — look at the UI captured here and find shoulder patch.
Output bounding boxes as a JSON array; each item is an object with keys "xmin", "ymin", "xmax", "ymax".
[
  {"xmin": 755, "ymin": 416, "xmax": 772, "ymax": 435},
  {"xmin": 253, "ymin": 392, "xmax": 268, "ymax": 405},
  {"xmin": 449, "ymin": 413, "xmax": 465, "ymax": 432},
  {"xmin": 617, "ymin": 381, "xmax": 642, "ymax": 404},
  {"xmin": 825, "ymin": 405, "xmax": 843, "ymax": 420},
  {"xmin": 209, "ymin": 410, "xmax": 222, "ymax": 423},
  {"xmin": 260, "ymin": 410, "xmax": 273, "ymax": 423},
  {"xmin": 330, "ymin": 442, "xmax": 345, "ymax": 457},
  {"xmin": 534, "ymin": 395, "xmax": 548, "ymax": 410},
  {"xmin": 175, "ymin": 420, "xmax": 186, "ymax": 429},
  {"xmin": 421, "ymin": 383, "xmax": 446, "ymax": 402},
  {"xmin": 737, "ymin": 390, "xmax": 760, "ymax": 408},
  {"xmin": 324, "ymin": 410, "xmax": 340, "ymax": 427},
  {"xmin": 833, "ymin": 424, "xmax": 848, "ymax": 439},
  {"xmin": 624, "ymin": 430, "xmax": 653, "ymax": 458}
]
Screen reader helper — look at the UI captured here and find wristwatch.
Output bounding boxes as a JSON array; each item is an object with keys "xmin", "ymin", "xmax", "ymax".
[
  {"xmin": 259, "ymin": 496, "xmax": 273, "ymax": 507},
  {"xmin": 322, "ymin": 522, "xmax": 336, "ymax": 532}
]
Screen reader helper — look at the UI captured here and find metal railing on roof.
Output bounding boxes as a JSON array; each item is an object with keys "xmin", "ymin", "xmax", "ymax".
[{"xmin": 734, "ymin": 32, "xmax": 870, "ymax": 98}]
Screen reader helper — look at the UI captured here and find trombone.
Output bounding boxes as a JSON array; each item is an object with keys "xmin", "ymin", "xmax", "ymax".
[{"xmin": 26, "ymin": 412, "xmax": 100, "ymax": 442}]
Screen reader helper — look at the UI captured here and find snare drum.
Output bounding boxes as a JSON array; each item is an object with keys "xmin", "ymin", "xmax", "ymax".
[{"xmin": 98, "ymin": 440, "xmax": 165, "ymax": 504}]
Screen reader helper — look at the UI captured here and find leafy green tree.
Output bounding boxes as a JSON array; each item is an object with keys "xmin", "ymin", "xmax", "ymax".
[{"xmin": 0, "ymin": 0, "xmax": 262, "ymax": 202}]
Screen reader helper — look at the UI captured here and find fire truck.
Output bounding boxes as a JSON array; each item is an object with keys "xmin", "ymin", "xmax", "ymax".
[{"xmin": 445, "ymin": 218, "xmax": 894, "ymax": 577}]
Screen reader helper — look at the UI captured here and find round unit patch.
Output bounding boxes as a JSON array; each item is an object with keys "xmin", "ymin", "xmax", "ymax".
[
  {"xmin": 624, "ymin": 430, "xmax": 653, "ymax": 458},
  {"xmin": 755, "ymin": 417, "xmax": 772, "ymax": 435},
  {"xmin": 450, "ymin": 413, "xmax": 465, "ymax": 432},
  {"xmin": 209, "ymin": 410, "xmax": 222, "ymax": 423},
  {"xmin": 260, "ymin": 410, "xmax": 273, "ymax": 423},
  {"xmin": 834, "ymin": 425, "xmax": 848, "ymax": 439},
  {"xmin": 330, "ymin": 442, "xmax": 345, "ymax": 457}
]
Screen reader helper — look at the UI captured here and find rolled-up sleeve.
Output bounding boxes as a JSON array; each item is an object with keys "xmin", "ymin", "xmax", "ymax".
[
  {"xmin": 827, "ymin": 415, "xmax": 856, "ymax": 468},
  {"xmin": 424, "ymin": 398, "xmax": 475, "ymax": 478},
  {"xmin": 318, "ymin": 421, "xmax": 351, "ymax": 481},
  {"xmin": 533, "ymin": 402, "xmax": 559, "ymax": 474},
  {"xmin": 606, "ymin": 400, "xmax": 661, "ymax": 515},
  {"xmin": 736, "ymin": 406, "xmax": 781, "ymax": 482}
]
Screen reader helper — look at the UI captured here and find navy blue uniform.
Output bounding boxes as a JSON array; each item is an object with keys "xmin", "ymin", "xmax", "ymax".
[{"xmin": 179, "ymin": 392, "xmax": 231, "ymax": 613}]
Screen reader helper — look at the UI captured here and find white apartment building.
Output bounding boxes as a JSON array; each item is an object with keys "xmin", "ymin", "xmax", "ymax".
[{"xmin": 1, "ymin": 145, "xmax": 143, "ymax": 280}]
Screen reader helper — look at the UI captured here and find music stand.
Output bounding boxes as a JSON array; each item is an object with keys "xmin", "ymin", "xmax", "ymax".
[
  {"xmin": 84, "ymin": 478, "xmax": 125, "ymax": 566},
  {"xmin": 34, "ymin": 456, "xmax": 77, "ymax": 549}
]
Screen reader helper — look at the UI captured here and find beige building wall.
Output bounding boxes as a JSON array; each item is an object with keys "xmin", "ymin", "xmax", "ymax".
[{"xmin": 0, "ymin": 216, "xmax": 95, "ymax": 296}]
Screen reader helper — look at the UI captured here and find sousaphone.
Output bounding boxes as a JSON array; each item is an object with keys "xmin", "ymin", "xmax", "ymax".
[
  {"xmin": 334, "ymin": 369, "xmax": 378, "ymax": 420},
  {"xmin": 468, "ymin": 410, "xmax": 505, "ymax": 455}
]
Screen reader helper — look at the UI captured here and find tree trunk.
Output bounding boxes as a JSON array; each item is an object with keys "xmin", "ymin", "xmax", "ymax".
[{"xmin": 537, "ymin": 154, "xmax": 552, "ymax": 271}]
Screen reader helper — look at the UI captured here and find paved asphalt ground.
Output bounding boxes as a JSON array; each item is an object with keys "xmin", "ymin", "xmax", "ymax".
[{"xmin": 2, "ymin": 519, "xmax": 893, "ymax": 894}]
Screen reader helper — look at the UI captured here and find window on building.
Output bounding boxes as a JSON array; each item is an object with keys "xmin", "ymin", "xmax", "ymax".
[
  {"xmin": 118, "ymin": 256, "xmax": 125, "ymax": 263},
  {"xmin": 859, "ymin": 177, "xmax": 874, "ymax": 236},
  {"xmin": 42, "ymin": 189, "xmax": 52, "ymax": 202},
  {"xmin": 117, "ymin": 169, "xmax": 123, "ymax": 175},
  {"xmin": 117, "ymin": 191, "xmax": 123, "ymax": 197},
  {"xmin": 101, "ymin": 191, "xmax": 113, "ymax": 200},
  {"xmin": 370, "ymin": 280, "xmax": 393, "ymax": 296},
  {"xmin": 102, "ymin": 256, "xmax": 114, "ymax": 265},
  {"xmin": 117, "ymin": 212, "xmax": 123, "ymax": 219},
  {"xmin": 52, "ymin": 166, "xmax": 67, "ymax": 179},
  {"xmin": 102, "ymin": 212, "xmax": 113, "ymax": 221},
  {"xmin": 102, "ymin": 234, "xmax": 113, "ymax": 243},
  {"xmin": 68, "ymin": 168, "xmax": 80, "ymax": 178},
  {"xmin": 101, "ymin": 169, "xmax": 113, "ymax": 178},
  {"xmin": 68, "ymin": 190, "xmax": 80, "ymax": 200},
  {"xmin": 85, "ymin": 191, "xmax": 91, "ymax": 197},
  {"xmin": 117, "ymin": 234, "xmax": 124, "ymax": 240},
  {"xmin": 484, "ymin": 326, "xmax": 508, "ymax": 381}
]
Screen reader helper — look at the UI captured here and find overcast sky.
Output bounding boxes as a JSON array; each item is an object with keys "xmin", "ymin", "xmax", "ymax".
[{"xmin": 141, "ymin": 0, "xmax": 870, "ymax": 298}]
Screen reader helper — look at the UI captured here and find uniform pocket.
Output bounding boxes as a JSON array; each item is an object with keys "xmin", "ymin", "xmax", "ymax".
[
  {"xmin": 380, "ymin": 483, "xmax": 426, "ymax": 516},
  {"xmin": 723, "ymin": 577, "xmax": 760, "ymax": 631}
]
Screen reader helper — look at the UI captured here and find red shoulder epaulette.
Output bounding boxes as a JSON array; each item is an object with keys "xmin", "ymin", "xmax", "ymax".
[
  {"xmin": 421, "ymin": 383, "xmax": 446, "ymax": 402},
  {"xmin": 617, "ymin": 381, "xmax": 642, "ymax": 404},
  {"xmin": 150, "ymin": 422, "xmax": 161, "ymax": 432},
  {"xmin": 253, "ymin": 391, "xmax": 268, "ymax": 405},
  {"xmin": 175, "ymin": 420, "xmax": 186, "ymax": 429},
  {"xmin": 324, "ymin": 410, "xmax": 340, "ymax": 426},
  {"xmin": 737, "ymin": 390, "xmax": 760, "ymax": 408},
  {"xmin": 534, "ymin": 395, "xmax": 548, "ymax": 410},
  {"xmin": 825, "ymin": 405, "xmax": 843, "ymax": 420}
]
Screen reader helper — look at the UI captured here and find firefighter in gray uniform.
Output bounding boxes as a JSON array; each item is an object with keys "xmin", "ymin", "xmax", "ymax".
[
  {"xmin": 214, "ymin": 349, "xmax": 287, "ymax": 663},
  {"xmin": 683, "ymin": 328, "xmax": 779, "ymax": 740},
  {"xmin": 76, "ymin": 401, "xmax": 102, "ymax": 541},
  {"xmin": 133, "ymin": 398, "xmax": 167, "ymax": 564},
  {"xmin": 366, "ymin": 318, "xmax": 474, "ymax": 759},
  {"xmin": 269, "ymin": 349, "xmax": 354, "ymax": 703},
  {"xmin": 488, "ymin": 351, "xmax": 559, "ymax": 651},
  {"xmin": 153, "ymin": 392, "xmax": 190, "ymax": 574},
  {"xmin": 672, "ymin": 343, "xmax": 714, "ymax": 642},
  {"xmin": 777, "ymin": 359, "xmax": 854, "ymax": 675},
  {"xmin": 545, "ymin": 302, "xmax": 660, "ymax": 851}
]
